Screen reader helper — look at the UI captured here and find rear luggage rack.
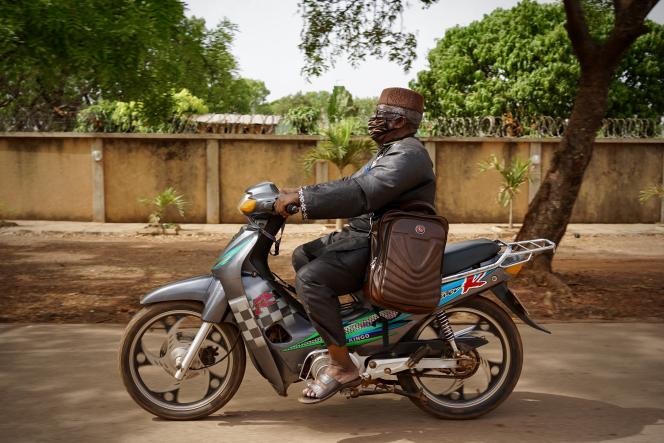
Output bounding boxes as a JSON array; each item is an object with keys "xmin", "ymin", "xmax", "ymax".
[{"xmin": 441, "ymin": 239, "xmax": 556, "ymax": 284}]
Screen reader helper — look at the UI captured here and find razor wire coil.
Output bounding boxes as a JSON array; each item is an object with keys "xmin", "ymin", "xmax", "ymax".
[{"xmin": 420, "ymin": 116, "xmax": 662, "ymax": 138}]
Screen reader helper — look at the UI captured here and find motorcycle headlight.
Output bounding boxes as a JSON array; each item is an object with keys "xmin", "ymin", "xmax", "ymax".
[{"xmin": 238, "ymin": 197, "xmax": 256, "ymax": 214}]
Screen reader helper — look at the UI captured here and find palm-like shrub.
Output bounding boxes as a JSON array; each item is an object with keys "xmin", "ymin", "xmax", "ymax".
[
  {"xmin": 639, "ymin": 185, "xmax": 664, "ymax": 204},
  {"xmin": 303, "ymin": 119, "xmax": 374, "ymax": 174},
  {"xmin": 302, "ymin": 118, "xmax": 375, "ymax": 229},
  {"xmin": 139, "ymin": 187, "xmax": 187, "ymax": 228},
  {"xmin": 479, "ymin": 155, "xmax": 532, "ymax": 229},
  {"xmin": 327, "ymin": 85, "xmax": 357, "ymax": 124}
]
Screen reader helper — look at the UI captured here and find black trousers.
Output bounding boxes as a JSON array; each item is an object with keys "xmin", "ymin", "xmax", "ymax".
[{"xmin": 292, "ymin": 235, "xmax": 370, "ymax": 346}]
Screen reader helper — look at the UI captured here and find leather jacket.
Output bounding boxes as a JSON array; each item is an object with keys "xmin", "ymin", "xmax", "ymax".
[{"xmin": 298, "ymin": 136, "xmax": 436, "ymax": 252}]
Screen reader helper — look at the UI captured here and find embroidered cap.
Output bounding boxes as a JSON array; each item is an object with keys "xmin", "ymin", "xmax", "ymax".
[{"xmin": 377, "ymin": 88, "xmax": 424, "ymax": 113}]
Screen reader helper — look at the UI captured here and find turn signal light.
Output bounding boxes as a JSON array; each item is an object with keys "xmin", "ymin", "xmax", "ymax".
[
  {"xmin": 504, "ymin": 263, "xmax": 524, "ymax": 276},
  {"xmin": 239, "ymin": 199, "xmax": 256, "ymax": 214}
]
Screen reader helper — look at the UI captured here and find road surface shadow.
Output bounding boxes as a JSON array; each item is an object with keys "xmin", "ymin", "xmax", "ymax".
[{"xmin": 207, "ymin": 391, "xmax": 664, "ymax": 443}]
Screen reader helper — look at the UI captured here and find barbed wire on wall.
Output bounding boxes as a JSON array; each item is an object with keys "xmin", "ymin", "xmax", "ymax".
[
  {"xmin": 1, "ymin": 111, "xmax": 662, "ymax": 138},
  {"xmin": 0, "ymin": 114, "xmax": 78, "ymax": 132},
  {"xmin": 0, "ymin": 113, "xmax": 282, "ymax": 134},
  {"xmin": 419, "ymin": 116, "xmax": 663, "ymax": 138}
]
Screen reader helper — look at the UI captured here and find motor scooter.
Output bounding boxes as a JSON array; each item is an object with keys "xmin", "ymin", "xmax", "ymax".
[{"xmin": 119, "ymin": 181, "xmax": 554, "ymax": 420}]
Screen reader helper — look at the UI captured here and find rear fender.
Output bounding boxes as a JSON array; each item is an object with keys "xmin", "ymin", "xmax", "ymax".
[
  {"xmin": 491, "ymin": 283, "xmax": 551, "ymax": 334},
  {"xmin": 140, "ymin": 274, "xmax": 229, "ymax": 323}
]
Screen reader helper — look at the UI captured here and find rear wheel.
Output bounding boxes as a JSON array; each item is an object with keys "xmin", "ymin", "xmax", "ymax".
[
  {"xmin": 119, "ymin": 301, "xmax": 245, "ymax": 420},
  {"xmin": 398, "ymin": 296, "xmax": 523, "ymax": 419}
]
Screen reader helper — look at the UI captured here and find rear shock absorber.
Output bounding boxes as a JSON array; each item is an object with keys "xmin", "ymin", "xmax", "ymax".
[{"xmin": 435, "ymin": 310, "xmax": 460, "ymax": 355}]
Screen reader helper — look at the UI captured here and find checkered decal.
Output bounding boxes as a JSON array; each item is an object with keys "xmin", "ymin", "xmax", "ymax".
[
  {"xmin": 256, "ymin": 296, "xmax": 296, "ymax": 328},
  {"xmin": 229, "ymin": 296, "xmax": 267, "ymax": 349}
]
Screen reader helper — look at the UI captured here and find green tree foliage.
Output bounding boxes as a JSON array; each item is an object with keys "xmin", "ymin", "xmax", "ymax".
[
  {"xmin": 262, "ymin": 91, "xmax": 332, "ymax": 116},
  {"xmin": 1, "ymin": 0, "xmax": 190, "ymax": 128},
  {"xmin": 76, "ymin": 101, "xmax": 149, "ymax": 133},
  {"xmin": 180, "ymin": 18, "xmax": 269, "ymax": 114},
  {"xmin": 75, "ymin": 89, "xmax": 208, "ymax": 133},
  {"xmin": 327, "ymin": 86, "xmax": 357, "ymax": 123},
  {"xmin": 412, "ymin": 0, "xmax": 664, "ymax": 119},
  {"xmin": 299, "ymin": 0, "xmax": 437, "ymax": 77},
  {"xmin": 297, "ymin": 0, "xmax": 661, "ymax": 275},
  {"xmin": 354, "ymin": 97, "xmax": 379, "ymax": 121},
  {"xmin": 171, "ymin": 89, "xmax": 209, "ymax": 117},
  {"xmin": 284, "ymin": 106, "xmax": 321, "ymax": 134},
  {"xmin": 0, "ymin": 1, "xmax": 268, "ymax": 130},
  {"xmin": 226, "ymin": 78, "xmax": 271, "ymax": 114},
  {"xmin": 264, "ymin": 87, "xmax": 377, "ymax": 130}
]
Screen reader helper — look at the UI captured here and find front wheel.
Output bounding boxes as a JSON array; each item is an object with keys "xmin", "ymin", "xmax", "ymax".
[
  {"xmin": 119, "ymin": 301, "xmax": 246, "ymax": 420},
  {"xmin": 398, "ymin": 296, "xmax": 523, "ymax": 419}
]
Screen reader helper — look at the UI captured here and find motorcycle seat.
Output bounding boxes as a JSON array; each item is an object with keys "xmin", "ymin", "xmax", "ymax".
[{"xmin": 442, "ymin": 239, "xmax": 501, "ymax": 277}]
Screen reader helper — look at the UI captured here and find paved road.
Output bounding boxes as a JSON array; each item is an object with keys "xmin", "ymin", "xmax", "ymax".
[{"xmin": 1, "ymin": 323, "xmax": 663, "ymax": 443}]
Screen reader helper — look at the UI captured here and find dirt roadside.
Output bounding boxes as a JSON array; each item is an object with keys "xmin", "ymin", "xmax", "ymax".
[{"xmin": 1, "ymin": 229, "xmax": 663, "ymax": 323}]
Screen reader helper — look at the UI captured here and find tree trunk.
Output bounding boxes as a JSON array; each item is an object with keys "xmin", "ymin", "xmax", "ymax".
[
  {"xmin": 516, "ymin": 0, "xmax": 658, "ymax": 273},
  {"xmin": 516, "ymin": 67, "xmax": 614, "ymax": 270}
]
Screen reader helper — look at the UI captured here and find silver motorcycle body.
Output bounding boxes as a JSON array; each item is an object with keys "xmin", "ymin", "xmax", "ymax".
[{"xmin": 125, "ymin": 181, "xmax": 555, "ymax": 419}]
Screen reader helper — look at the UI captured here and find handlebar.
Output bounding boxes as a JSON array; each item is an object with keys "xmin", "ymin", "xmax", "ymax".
[{"xmin": 270, "ymin": 201, "xmax": 300, "ymax": 216}]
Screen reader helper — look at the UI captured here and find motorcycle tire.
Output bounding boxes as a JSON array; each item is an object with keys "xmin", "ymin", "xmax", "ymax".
[
  {"xmin": 119, "ymin": 301, "xmax": 246, "ymax": 420},
  {"xmin": 398, "ymin": 296, "xmax": 523, "ymax": 420}
]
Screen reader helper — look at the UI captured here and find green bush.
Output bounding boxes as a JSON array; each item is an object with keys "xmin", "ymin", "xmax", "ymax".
[
  {"xmin": 75, "ymin": 100, "xmax": 147, "ymax": 133},
  {"xmin": 75, "ymin": 89, "xmax": 208, "ymax": 133},
  {"xmin": 284, "ymin": 105, "xmax": 320, "ymax": 134}
]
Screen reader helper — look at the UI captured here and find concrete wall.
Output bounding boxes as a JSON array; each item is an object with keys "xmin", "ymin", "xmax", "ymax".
[
  {"xmin": 0, "ymin": 133, "xmax": 662, "ymax": 224},
  {"xmin": 219, "ymin": 139, "xmax": 318, "ymax": 223},
  {"xmin": 434, "ymin": 140, "xmax": 532, "ymax": 223},
  {"xmin": 567, "ymin": 142, "xmax": 663, "ymax": 223},
  {"xmin": 0, "ymin": 137, "xmax": 93, "ymax": 220},
  {"xmin": 102, "ymin": 138, "xmax": 207, "ymax": 223}
]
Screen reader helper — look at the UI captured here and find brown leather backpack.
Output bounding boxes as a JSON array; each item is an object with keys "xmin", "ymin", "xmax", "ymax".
[{"xmin": 365, "ymin": 201, "xmax": 449, "ymax": 314}]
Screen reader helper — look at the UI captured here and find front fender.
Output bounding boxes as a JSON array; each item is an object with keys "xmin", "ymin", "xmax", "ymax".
[{"xmin": 140, "ymin": 274, "xmax": 229, "ymax": 323}]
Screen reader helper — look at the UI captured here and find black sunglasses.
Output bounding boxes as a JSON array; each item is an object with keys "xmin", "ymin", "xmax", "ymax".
[{"xmin": 369, "ymin": 111, "xmax": 404, "ymax": 120}]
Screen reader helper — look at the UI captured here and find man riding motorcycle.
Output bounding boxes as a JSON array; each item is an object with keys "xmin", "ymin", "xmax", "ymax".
[{"xmin": 275, "ymin": 87, "xmax": 436, "ymax": 403}]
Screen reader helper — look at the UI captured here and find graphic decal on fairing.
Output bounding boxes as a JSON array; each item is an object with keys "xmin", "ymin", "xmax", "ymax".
[
  {"xmin": 212, "ymin": 237, "xmax": 253, "ymax": 269},
  {"xmin": 253, "ymin": 291, "xmax": 277, "ymax": 315},
  {"xmin": 462, "ymin": 272, "xmax": 489, "ymax": 293},
  {"xmin": 282, "ymin": 310, "xmax": 410, "ymax": 352},
  {"xmin": 283, "ymin": 270, "xmax": 495, "ymax": 352},
  {"xmin": 249, "ymin": 291, "xmax": 296, "ymax": 328},
  {"xmin": 438, "ymin": 270, "xmax": 493, "ymax": 307}
]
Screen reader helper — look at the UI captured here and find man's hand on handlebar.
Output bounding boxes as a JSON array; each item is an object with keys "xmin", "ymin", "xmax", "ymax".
[{"xmin": 275, "ymin": 192, "xmax": 300, "ymax": 218}]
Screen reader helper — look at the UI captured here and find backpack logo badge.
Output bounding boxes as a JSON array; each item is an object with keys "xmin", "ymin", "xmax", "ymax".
[{"xmin": 415, "ymin": 225, "xmax": 426, "ymax": 235}]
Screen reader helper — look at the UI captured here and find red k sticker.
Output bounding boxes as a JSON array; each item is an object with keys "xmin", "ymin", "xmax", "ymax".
[{"xmin": 461, "ymin": 272, "xmax": 487, "ymax": 294}]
